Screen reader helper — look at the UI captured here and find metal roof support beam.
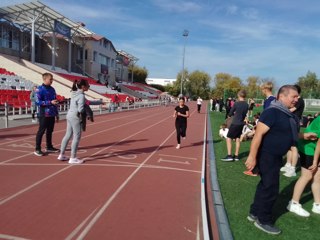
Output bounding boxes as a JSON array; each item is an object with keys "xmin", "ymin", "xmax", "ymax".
[
  {"xmin": 51, "ymin": 32, "xmax": 56, "ymax": 70},
  {"xmin": 68, "ymin": 38, "xmax": 72, "ymax": 73}
]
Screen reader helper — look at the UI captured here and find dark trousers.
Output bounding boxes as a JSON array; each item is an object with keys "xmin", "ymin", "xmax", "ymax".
[
  {"xmin": 35, "ymin": 116, "xmax": 55, "ymax": 150},
  {"xmin": 250, "ymin": 151, "xmax": 282, "ymax": 224},
  {"xmin": 175, "ymin": 121, "xmax": 187, "ymax": 144},
  {"xmin": 197, "ymin": 104, "xmax": 201, "ymax": 113}
]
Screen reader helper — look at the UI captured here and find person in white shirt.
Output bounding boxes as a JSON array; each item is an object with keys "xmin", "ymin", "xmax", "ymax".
[
  {"xmin": 219, "ymin": 124, "xmax": 229, "ymax": 138},
  {"xmin": 197, "ymin": 96, "xmax": 203, "ymax": 113}
]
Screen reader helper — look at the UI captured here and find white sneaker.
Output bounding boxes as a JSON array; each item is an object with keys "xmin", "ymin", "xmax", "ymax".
[
  {"xmin": 68, "ymin": 158, "xmax": 84, "ymax": 164},
  {"xmin": 176, "ymin": 144, "xmax": 181, "ymax": 149},
  {"xmin": 283, "ymin": 166, "xmax": 296, "ymax": 177},
  {"xmin": 287, "ymin": 201, "xmax": 310, "ymax": 217},
  {"xmin": 57, "ymin": 155, "xmax": 68, "ymax": 161},
  {"xmin": 32, "ymin": 119, "xmax": 37, "ymax": 123},
  {"xmin": 312, "ymin": 203, "xmax": 320, "ymax": 214},
  {"xmin": 280, "ymin": 163, "xmax": 291, "ymax": 172}
]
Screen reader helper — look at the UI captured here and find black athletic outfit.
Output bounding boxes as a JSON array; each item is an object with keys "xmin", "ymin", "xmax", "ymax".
[{"xmin": 175, "ymin": 105, "xmax": 189, "ymax": 144}]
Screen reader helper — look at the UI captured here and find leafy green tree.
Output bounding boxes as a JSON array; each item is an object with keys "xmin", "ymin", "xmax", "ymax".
[
  {"xmin": 212, "ymin": 73, "xmax": 243, "ymax": 99},
  {"xmin": 296, "ymin": 71, "xmax": 320, "ymax": 98},
  {"xmin": 245, "ymin": 76, "xmax": 262, "ymax": 98},
  {"xmin": 185, "ymin": 70, "xmax": 211, "ymax": 99},
  {"xmin": 128, "ymin": 65, "xmax": 148, "ymax": 84}
]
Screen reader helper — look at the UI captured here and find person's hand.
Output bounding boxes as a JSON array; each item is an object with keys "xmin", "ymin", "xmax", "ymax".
[
  {"xmin": 308, "ymin": 162, "xmax": 318, "ymax": 172},
  {"xmin": 51, "ymin": 100, "xmax": 59, "ymax": 105},
  {"xmin": 245, "ymin": 155, "xmax": 256, "ymax": 171},
  {"xmin": 177, "ymin": 112, "xmax": 181, "ymax": 116},
  {"xmin": 303, "ymin": 132, "xmax": 318, "ymax": 141}
]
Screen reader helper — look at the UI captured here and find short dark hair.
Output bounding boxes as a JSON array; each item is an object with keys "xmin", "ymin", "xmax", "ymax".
[
  {"xmin": 277, "ymin": 85, "xmax": 298, "ymax": 99},
  {"xmin": 72, "ymin": 79, "xmax": 89, "ymax": 91},
  {"xmin": 238, "ymin": 89, "xmax": 247, "ymax": 98},
  {"xmin": 178, "ymin": 97, "xmax": 185, "ymax": 102},
  {"xmin": 294, "ymin": 84, "xmax": 302, "ymax": 94},
  {"xmin": 42, "ymin": 72, "xmax": 53, "ymax": 79}
]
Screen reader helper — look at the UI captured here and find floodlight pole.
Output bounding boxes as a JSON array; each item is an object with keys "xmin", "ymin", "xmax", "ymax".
[{"xmin": 180, "ymin": 30, "xmax": 189, "ymax": 96}]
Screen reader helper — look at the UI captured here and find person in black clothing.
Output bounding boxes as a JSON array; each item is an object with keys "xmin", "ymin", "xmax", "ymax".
[
  {"xmin": 225, "ymin": 97, "xmax": 232, "ymax": 119},
  {"xmin": 219, "ymin": 97, "xmax": 224, "ymax": 112},
  {"xmin": 173, "ymin": 97, "xmax": 190, "ymax": 149},
  {"xmin": 221, "ymin": 90, "xmax": 249, "ymax": 161}
]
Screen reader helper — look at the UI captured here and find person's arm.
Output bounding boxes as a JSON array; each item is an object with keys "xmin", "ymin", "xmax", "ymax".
[
  {"xmin": 245, "ymin": 122, "xmax": 270, "ymax": 171},
  {"xmin": 309, "ymin": 138, "xmax": 320, "ymax": 171},
  {"xmin": 35, "ymin": 88, "xmax": 58, "ymax": 106},
  {"xmin": 173, "ymin": 110, "xmax": 177, "ymax": 118},
  {"xmin": 298, "ymin": 132, "xmax": 318, "ymax": 140},
  {"xmin": 228, "ymin": 104, "xmax": 236, "ymax": 117},
  {"xmin": 177, "ymin": 110, "xmax": 189, "ymax": 118}
]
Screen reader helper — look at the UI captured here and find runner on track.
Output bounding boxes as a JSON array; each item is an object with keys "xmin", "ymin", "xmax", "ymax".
[{"xmin": 173, "ymin": 97, "xmax": 190, "ymax": 149}]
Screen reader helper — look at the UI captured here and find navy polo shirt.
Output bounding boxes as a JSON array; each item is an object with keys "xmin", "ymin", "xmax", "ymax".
[{"xmin": 259, "ymin": 108, "xmax": 294, "ymax": 156}]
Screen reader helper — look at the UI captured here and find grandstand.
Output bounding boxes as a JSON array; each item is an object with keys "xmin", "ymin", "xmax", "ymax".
[{"xmin": 0, "ymin": 0, "xmax": 162, "ymax": 118}]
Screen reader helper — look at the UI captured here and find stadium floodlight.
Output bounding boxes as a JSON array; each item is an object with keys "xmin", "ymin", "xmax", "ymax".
[{"xmin": 180, "ymin": 30, "xmax": 189, "ymax": 96}]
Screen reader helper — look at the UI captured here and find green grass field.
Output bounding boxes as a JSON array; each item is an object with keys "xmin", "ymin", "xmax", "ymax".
[{"xmin": 209, "ymin": 109, "xmax": 320, "ymax": 240}]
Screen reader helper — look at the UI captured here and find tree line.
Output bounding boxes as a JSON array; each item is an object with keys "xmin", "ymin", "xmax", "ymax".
[{"xmin": 130, "ymin": 65, "xmax": 320, "ymax": 100}]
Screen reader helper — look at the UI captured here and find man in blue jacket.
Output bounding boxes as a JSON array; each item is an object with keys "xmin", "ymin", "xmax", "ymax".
[{"xmin": 34, "ymin": 73, "xmax": 60, "ymax": 156}]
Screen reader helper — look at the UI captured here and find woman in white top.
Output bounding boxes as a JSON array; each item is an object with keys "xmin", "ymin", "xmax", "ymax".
[{"xmin": 197, "ymin": 97, "xmax": 203, "ymax": 113}]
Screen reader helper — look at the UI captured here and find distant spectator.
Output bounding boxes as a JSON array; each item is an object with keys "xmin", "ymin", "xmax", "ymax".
[
  {"xmin": 225, "ymin": 97, "xmax": 232, "ymax": 119},
  {"xmin": 261, "ymin": 82, "xmax": 276, "ymax": 110},
  {"xmin": 219, "ymin": 97, "xmax": 224, "ymax": 112},
  {"xmin": 219, "ymin": 123, "xmax": 229, "ymax": 139},
  {"xmin": 248, "ymin": 98, "xmax": 255, "ymax": 117},
  {"xmin": 197, "ymin": 96, "xmax": 203, "ymax": 113},
  {"xmin": 30, "ymin": 85, "xmax": 38, "ymax": 123}
]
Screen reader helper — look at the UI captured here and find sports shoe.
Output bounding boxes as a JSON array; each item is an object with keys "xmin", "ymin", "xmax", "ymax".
[
  {"xmin": 247, "ymin": 213, "xmax": 258, "ymax": 222},
  {"xmin": 34, "ymin": 150, "xmax": 45, "ymax": 156},
  {"xmin": 280, "ymin": 162, "xmax": 291, "ymax": 172},
  {"xmin": 221, "ymin": 155, "xmax": 234, "ymax": 162},
  {"xmin": 287, "ymin": 200, "xmax": 310, "ymax": 217},
  {"xmin": 176, "ymin": 144, "xmax": 181, "ymax": 149},
  {"xmin": 254, "ymin": 220, "xmax": 281, "ymax": 235},
  {"xmin": 312, "ymin": 203, "xmax": 320, "ymax": 214},
  {"xmin": 31, "ymin": 119, "xmax": 37, "ymax": 123},
  {"xmin": 46, "ymin": 147, "xmax": 60, "ymax": 153},
  {"xmin": 233, "ymin": 155, "xmax": 240, "ymax": 161},
  {"xmin": 57, "ymin": 155, "xmax": 68, "ymax": 161},
  {"xmin": 68, "ymin": 158, "xmax": 84, "ymax": 164},
  {"xmin": 283, "ymin": 166, "xmax": 296, "ymax": 177},
  {"xmin": 243, "ymin": 170, "xmax": 259, "ymax": 177}
]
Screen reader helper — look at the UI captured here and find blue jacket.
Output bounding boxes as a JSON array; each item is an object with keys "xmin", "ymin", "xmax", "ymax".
[{"xmin": 36, "ymin": 84, "xmax": 59, "ymax": 117}]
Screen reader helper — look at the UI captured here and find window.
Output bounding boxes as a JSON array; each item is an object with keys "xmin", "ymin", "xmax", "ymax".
[
  {"xmin": 99, "ymin": 54, "xmax": 107, "ymax": 65},
  {"xmin": 111, "ymin": 59, "xmax": 115, "ymax": 68},
  {"xmin": 93, "ymin": 51, "xmax": 97, "ymax": 61},
  {"xmin": 85, "ymin": 49, "xmax": 88, "ymax": 60},
  {"xmin": 77, "ymin": 48, "xmax": 83, "ymax": 60}
]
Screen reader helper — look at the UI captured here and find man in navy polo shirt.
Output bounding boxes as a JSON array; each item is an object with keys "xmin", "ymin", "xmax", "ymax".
[{"xmin": 245, "ymin": 85, "xmax": 317, "ymax": 235}]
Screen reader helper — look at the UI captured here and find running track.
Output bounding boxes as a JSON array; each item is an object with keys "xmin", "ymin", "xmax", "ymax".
[{"xmin": 0, "ymin": 102, "xmax": 215, "ymax": 240}]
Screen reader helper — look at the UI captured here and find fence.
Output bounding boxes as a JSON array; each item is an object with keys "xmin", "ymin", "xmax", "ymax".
[
  {"xmin": 0, "ymin": 99, "xmax": 164, "ymax": 128},
  {"xmin": 304, "ymin": 99, "xmax": 320, "ymax": 113}
]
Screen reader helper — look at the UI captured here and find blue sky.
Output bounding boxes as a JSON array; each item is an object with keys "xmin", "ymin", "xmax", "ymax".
[{"xmin": 2, "ymin": 0, "xmax": 320, "ymax": 86}]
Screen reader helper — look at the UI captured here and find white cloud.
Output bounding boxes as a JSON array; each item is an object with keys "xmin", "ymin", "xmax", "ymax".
[
  {"xmin": 153, "ymin": 0, "xmax": 203, "ymax": 13},
  {"xmin": 226, "ymin": 5, "xmax": 238, "ymax": 15}
]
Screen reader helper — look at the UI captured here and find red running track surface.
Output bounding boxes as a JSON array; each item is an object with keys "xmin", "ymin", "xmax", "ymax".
[{"xmin": 0, "ymin": 102, "xmax": 212, "ymax": 240}]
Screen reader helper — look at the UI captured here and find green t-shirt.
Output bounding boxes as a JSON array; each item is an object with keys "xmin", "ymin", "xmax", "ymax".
[{"xmin": 298, "ymin": 116, "xmax": 320, "ymax": 155}]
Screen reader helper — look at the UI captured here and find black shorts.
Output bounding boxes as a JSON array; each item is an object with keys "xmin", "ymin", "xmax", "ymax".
[
  {"xmin": 227, "ymin": 124, "xmax": 244, "ymax": 139},
  {"xmin": 299, "ymin": 152, "xmax": 314, "ymax": 169}
]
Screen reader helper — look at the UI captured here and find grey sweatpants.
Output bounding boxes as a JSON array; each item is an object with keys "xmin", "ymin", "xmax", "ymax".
[{"xmin": 60, "ymin": 116, "xmax": 82, "ymax": 158}]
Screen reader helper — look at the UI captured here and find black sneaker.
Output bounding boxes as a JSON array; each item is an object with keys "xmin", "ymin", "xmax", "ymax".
[
  {"xmin": 34, "ymin": 150, "xmax": 45, "ymax": 156},
  {"xmin": 254, "ymin": 220, "xmax": 281, "ymax": 235},
  {"xmin": 247, "ymin": 213, "xmax": 258, "ymax": 222},
  {"xmin": 46, "ymin": 147, "xmax": 60, "ymax": 153},
  {"xmin": 221, "ymin": 155, "xmax": 234, "ymax": 162},
  {"xmin": 234, "ymin": 155, "xmax": 240, "ymax": 161}
]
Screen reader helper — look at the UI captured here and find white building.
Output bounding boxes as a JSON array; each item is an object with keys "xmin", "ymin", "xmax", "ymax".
[{"xmin": 146, "ymin": 78, "xmax": 176, "ymax": 86}]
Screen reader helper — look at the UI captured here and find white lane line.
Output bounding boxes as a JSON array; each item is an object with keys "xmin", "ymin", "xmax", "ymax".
[
  {"xmin": 75, "ymin": 130, "xmax": 176, "ymax": 240},
  {"xmin": 158, "ymin": 154, "xmax": 197, "ymax": 160},
  {"xmin": 0, "ymin": 165, "xmax": 72, "ymax": 205},
  {"xmin": 158, "ymin": 158, "xmax": 191, "ymax": 165},
  {"xmin": 0, "ymin": 234, "xmax": 31, "ymax": 240},
  {"xmin": 0, "ymin": 162, "xmax": 202, "ymax": 174},
  {"xmin": 82, "ymin": 114, "xmax": 172, "ymax": 161},
  {"xmin": 0, "ymin": 148, "xmax": 31, "ymax": 153},
  {"xmin": 65, "ymin": 207, "xmax": 99, "ymax": 240},
  {"xmin": 200, "ymin": 106, "xmax": 210, "ymax": 240},
  {"xmin": 0, "ymin": 107, "xmax": 165, "ymax": 146}
]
